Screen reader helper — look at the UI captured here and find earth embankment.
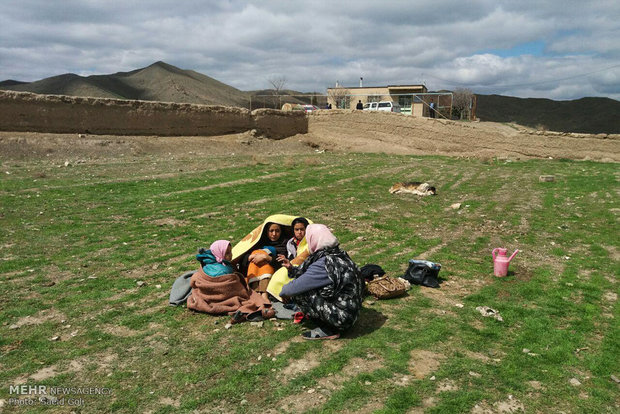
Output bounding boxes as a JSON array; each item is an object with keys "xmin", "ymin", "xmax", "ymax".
[{"xmin": 304, "ymin": 110, "xmax": 620, "ymax": 162}]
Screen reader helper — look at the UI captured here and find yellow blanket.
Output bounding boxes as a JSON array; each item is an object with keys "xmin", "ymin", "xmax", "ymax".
[
  {"xmin": 266, "ymin": 267, "xmax": 294, "ymax": 301},
  {"xmin": 232, "ymin": 214, "xmax": 311, "ymax": 300}
]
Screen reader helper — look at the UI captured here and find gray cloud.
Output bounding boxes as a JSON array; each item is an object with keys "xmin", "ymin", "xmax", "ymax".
[{"xmin": 1, "ymin": 0, "xmax": 618, "ymax": 99}]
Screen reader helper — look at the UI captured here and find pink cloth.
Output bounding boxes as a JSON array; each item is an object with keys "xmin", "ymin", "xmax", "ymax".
[
  {"xmin": 210, "ymin": 240, "xmax": 230, "ymax": 263},
  {"xmin": 306, "ymin": 224, "xmax": 338, "ymax": 253}
]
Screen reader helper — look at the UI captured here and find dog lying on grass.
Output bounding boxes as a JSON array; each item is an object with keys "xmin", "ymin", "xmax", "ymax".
[{"xmin": 389, "ymin": 181, "xmax": 437, "ymax": 196}]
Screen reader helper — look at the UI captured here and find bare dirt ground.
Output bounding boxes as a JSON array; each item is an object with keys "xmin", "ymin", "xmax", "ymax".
[
  {"xmin": 304, "ymin": 111, "xmax": 619, "ymax": 161},
  {"xmin": 1, "ymin": 111, "xmax": 618, "ymax": 162}
]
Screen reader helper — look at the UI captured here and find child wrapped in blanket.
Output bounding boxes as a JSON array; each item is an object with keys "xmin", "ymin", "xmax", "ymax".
[
  {"xmin": 246, "ymin": 246, "xmax": 277, "ymax": 294},
  {"xmin": 187, "ymin": 240, "xmax": 274, "ymax": 322},
  {"xmin": 242, "ymin": 223, "xmax": 288, "ymax": 301}
]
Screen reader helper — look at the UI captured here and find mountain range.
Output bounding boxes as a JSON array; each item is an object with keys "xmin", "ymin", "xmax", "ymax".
[
  {"xmin": 1, "ymin": 61, "xmax": 618, "ymax": 133},
  {"xmin": 476, "ymin": 94, "xmax": 619, "ymax": 134}
]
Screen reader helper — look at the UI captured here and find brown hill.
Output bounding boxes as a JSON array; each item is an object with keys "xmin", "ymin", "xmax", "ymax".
[
  {"xmin": 1, "ymin": 61, "xmax": 251, "ymax": 107},
  {"xmin": 0, "ymin": 61, "xmax": 327, "ymax": 110},
  {"xmin": 476, "ymin": 94, "xmax": 620, "ymax": 134},
  {"xmin": 0, "ymin": 80, "xmax": 27, "ymax": 87}
]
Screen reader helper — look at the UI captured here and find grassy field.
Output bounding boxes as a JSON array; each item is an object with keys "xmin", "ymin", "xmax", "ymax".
[{"xmin": 0, "ymin": 152, "xmax": 618, "ymax": 413}]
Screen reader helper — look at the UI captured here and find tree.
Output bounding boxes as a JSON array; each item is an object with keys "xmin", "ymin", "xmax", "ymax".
[
  {"xmin": 452, "ymin": 88, "xmax": 474, "ymax": 120},
  {"xmin": 268, "ymin": 76, "xmax": 287, "ymax": 108},
  {"xmin": 268, "ymin": 76, "xmax": 287, "ymax": 94},
  {"xmin": 327, "ymin": 87, "xmax": 350, "ymax": 109}
]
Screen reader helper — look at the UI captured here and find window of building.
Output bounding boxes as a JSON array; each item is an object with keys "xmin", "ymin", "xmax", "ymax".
[{"xmin": 399, "ymin": 95, "xmax": 413, "ymax": 108}]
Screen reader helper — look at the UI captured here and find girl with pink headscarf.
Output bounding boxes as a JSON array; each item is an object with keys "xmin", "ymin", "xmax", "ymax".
[
  {"xmin": 278, "ymin": 224, "xmax": 363, "ymax": 340},
  {"xmin": 188, "ymin": 240, "xmax": 275, "ymax": 322},
  {"xmin": 195, "ymin": 240, "xmax": 234, "ymax": 277}
]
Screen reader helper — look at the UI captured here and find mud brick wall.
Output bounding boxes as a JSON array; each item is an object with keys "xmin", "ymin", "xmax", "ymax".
[{"xmin": 0, "ymin": 91, "xmax": 307, "ymax": 138}]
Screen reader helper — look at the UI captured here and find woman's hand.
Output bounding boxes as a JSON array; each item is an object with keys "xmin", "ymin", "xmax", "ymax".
[
  {"xmin": 250, "ymin": 252, "xmax": 270, "ymax": 266},
  {"xmin": 276, "ymin": 254, "xmax": 291, "ymax": 269}
]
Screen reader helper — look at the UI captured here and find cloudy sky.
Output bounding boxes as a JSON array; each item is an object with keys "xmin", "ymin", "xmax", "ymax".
[{"xmin": 2, "ymin": 0, "xmax": 619, "ymax": 100}]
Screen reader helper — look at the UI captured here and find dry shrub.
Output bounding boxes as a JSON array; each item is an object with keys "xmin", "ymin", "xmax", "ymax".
[
  {"xmin": 283, "ymin": 158, "xmax": 296, "ymax": 168},
  {"xmin": 479, "ymin": 155, "xmax": 495, "ymax": 164},
  {"xmin": 250, "ymin": 154, "xmax": 269, "ymax": 166},
  {"xmin": 304, "ymin": 157, "xmax": 320, "ymax": 166}
]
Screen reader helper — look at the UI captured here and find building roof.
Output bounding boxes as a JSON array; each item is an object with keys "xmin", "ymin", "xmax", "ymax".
[
  {"xmin": 328, "ymin": 84, "xmax": 426, "ymax": 90},
  {"xmin": 387, "ymin": 85, "xmax": 426, "ymax": 90}
]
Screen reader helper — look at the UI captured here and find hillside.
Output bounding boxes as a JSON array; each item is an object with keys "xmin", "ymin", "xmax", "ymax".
[
  {"xmin": 476, "ymin": 94, "xmax": 620, "ymax": 134},
  {"xmin": 0, "ymin": 61, "xmax": 323, "ymax": 110},
  {"xmin": 1, "ymin": 61, "xmax": 251, "ymax": 107},
  {"xmin": 0, "ymin": 80, "xmax": 27, "ymax": 87}
]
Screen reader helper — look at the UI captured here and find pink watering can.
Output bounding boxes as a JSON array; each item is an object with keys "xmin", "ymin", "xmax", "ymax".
[{"xmin": 492, "ymin": 248, "xmax": 519, "ymax": 277}]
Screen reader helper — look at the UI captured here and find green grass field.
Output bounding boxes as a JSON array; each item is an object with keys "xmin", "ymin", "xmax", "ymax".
[{"xmin": 1, "ymin": 152, "xmax": 618, "ymax": 413}]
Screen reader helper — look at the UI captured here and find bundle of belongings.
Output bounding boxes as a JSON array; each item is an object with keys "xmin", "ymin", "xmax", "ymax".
[
  {"xmin": 401, "ymin": 259, "xmax": 442, "ymax": 288},
  {"xmin": 358, "ymin": 259, "xmax": 443, "ymax": 299},
  {"xmin": 360, "ymin": 264, "xmax": 409, "ymax": 299}
]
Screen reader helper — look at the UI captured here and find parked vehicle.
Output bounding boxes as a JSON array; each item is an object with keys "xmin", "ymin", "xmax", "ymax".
[
  {"xmin": 376, "ymin": 101, "xmax": 401, "ymax": 113},
  {"xmin": 363, "ymin": 102, "xmax": 378, "ymax": 110},
  {"xmin": 302, "ymin": 104, "xmax": 319, "ymax": 112}
]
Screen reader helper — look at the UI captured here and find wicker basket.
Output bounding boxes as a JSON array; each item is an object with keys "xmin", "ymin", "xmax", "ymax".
[{"xmin": 366, "ymin": 275, "xmax": 407, "ymax": 299}]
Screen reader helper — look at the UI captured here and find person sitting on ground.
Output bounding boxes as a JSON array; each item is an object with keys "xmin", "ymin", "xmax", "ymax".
[
  {"xmin": 277, "ymin": 224, "xmax": 364, "ymax": 340},
  {"xmin": 286, "ymin": 217, "xmax": 309, "ymax": 260},
  {"xmin": 187, "ymin": 240, "xmax": 274, "ymax": 322},
  {"xmin": 246, "ymin": 245, "xmax": 276, "ymax": 298},
  {"xmin": 266, "ymin": 217, "xmax": 311, "ymax": 302},
  {"xmin": 241, "ymin": 223, "xmax": 288, "ymax": 300}
]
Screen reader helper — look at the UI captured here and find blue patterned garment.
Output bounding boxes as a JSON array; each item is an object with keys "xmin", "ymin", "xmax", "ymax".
[{"xmin": 289, "ymin": 245, "xmax": 363, "ymax": 331}]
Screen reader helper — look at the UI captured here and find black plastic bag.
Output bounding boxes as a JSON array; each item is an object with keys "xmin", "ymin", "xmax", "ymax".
[
  {"xmin": 402, "ymin": 260, "xmax": 441, "ymax": 288},
  {"xmin": 360, "ymin": 264, "xmax": 385, "ymax": 282}
]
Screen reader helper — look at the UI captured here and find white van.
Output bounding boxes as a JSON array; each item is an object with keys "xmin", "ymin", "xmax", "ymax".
[
  {"xmin": 363, "ymin": 102, "xmax": 378, "ymax": 111},
  {"xmin": 377, "ymin": 101, "xmax": 401, "ymax": 113}
]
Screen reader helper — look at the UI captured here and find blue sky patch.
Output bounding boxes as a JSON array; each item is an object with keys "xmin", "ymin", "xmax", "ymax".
[{"xmin": 483, "ymin": 41, "xmax": 546, "ymax": 58}]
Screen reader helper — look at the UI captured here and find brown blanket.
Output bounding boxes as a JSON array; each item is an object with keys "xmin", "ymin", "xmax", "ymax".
[{"xmin": 187, "ymin": 268, "xmax": 270, "ymax": 315}]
